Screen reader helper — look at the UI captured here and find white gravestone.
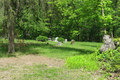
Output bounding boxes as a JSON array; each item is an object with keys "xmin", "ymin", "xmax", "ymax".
[
  {"xmin": 65, "ymin": 39, "xmax": 67, "ymax": 43},
  {"xmin": 48, "ymin": 38, "xmax": 51, "ymax": 41},
  {"xmin": 54, "ymin": 37, "xmax": 58, "ymax": 42}
]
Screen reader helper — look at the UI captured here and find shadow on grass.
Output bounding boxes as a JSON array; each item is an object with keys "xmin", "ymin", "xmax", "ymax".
[
  {"xmin": 51, "ymin": 46, "xmax": 94, "ymax": 55},
  {"xmin": 0, "ymin": 43, "xmax": 8, "ymax": 58},
  {"xmin": 16, "ymin": 42, "xmax": 94, "ymax": 55},
  {"xmin": 0, "ymin": 42, "xmax": 95, "ymax": 58},
  {"xmin": 81, "ymin": 44, "xmax": 102, "ymax": 48},
  {"xmin": 0, "ymin": 43, "xmax": 18, "ymax": 58}
]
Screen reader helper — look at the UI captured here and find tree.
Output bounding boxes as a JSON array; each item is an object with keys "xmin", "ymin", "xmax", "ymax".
[
  {"xmin": 1, "ymin": 0, "xmax": 118, "ymax": 44},
  {"xmin": 6, "ymin": 0, "xmax": 19, "ymax": 53},
  {"xmin": 0, "ymin": 0, "xmax": 4, "ymax": 36},
  {"xmin": 111, "ymin": 0, "xmax": 120, "ymax": 37}
]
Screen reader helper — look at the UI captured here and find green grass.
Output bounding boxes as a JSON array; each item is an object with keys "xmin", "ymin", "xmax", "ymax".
[
  {"xmin": 0, "ymin": 68, "xmax": 9, "ymax": 71},
  {"xmin": 0, "ymin": 39, "xmax": 103, "ymax": 70},
  {"xmin": 18, "ymin": 40, "xmax": 102, "ymax": 59},
  {"xmin": 17, "ymin": 64, "xmax": 98, "ymax": 80},
  {"xmin": 0, "ymin": 39, "xmax": 105, "ymax": 79},
  {"xmin": 0, "ymin": 39, "xmax": 103, "ymax": 59},
  {"xmin": 66, "ymin": 54, "xmax": 100, "ymax": 71}
]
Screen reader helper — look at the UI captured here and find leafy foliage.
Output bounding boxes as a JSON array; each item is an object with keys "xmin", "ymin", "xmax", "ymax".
[
  {"xmin": 94, "ymin": 47, "xmax": 120, "ymax": 72},
  {"xmin": 36, "ymin": 35, "xmax": 48, "ymax": 42},
  {"xmin": 113, "ymin": 38, "xmax": 120, "ymax": 42},
  {"xmin": 113, "ymin": 38, "xmax": 120, "ymax": 48},
  {"xmin": 1, "ymin": 0, "xmax": 120, "ymax": 42},
  {"xmin": 57, "ymin": 37, "xmax": 64, "ymax": 43}
]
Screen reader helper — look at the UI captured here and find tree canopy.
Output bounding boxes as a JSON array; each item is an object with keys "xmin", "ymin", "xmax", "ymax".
[{"xmin": 0, "ymin": 0, "xmax": 120, "ymax": 42}]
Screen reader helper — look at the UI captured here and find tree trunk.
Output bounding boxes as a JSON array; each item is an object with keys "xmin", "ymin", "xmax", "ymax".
[
  {"xmin": 101, "ymin": 0, "xmax": 106, "ymax": 36},
  {"xmin": 7, "ymin": 0, "xmax": 19, "ymax": 53},
  {"xmin": 112, "ymin": 0, "xmax": 118, "ymax": 37},
  {"xmin": 23, "ymin": 30, "xmax": 27, "ymax": 39},
  {"xmin": 7, "ymin": 1, "xmax": 14, "ymax": 53},
  {"xmin": 8, "ymin": 25, "xmax": 15, "ymax": 53}
]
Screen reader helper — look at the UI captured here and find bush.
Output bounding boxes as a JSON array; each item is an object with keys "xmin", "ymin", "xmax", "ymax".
[
  {"xmin": 113, "ymin": 38, "xmax": 120, "ymax": 42},
  {"xmin": 57, "ymin": 37, "xmax": 64, "ymax": 43},
  {"xmin": 113, "ymin": 38, "xmax": 120, "ymax": 48},
  {"xmin": 36, "ymin": 35, "xmax": 48, "ymax": 42},
  {"xmin": 94, "ymin": 47, "xmax": 120, "ymax": 72}
]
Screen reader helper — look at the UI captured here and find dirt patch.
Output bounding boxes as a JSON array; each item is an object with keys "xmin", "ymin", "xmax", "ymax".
[
  {"xmin": 0, "ymin": 55, "xmax": 65, "ymax": 68},
  {"xmin": 0, "ymin": 55, "xmax": 65, "ymax": 80}
]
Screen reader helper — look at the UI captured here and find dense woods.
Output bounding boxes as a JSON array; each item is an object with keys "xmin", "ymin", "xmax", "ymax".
[{"xmin": 0, "ymin": 0, "xmax": 120, "ymax": 52}]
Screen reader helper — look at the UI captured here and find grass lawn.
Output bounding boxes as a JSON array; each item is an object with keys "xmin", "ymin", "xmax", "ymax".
[
  {"xmin": 19, "ymin": 40, "xmax": 103, "ymax": 58},
  {"xmin": 0, "ymin": 39, "xmax": 106, "ymax": 80}
]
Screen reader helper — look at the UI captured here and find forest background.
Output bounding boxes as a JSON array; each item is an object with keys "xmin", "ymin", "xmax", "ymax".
[{"xmin": 0, "ymin": 0, "xmax": 120, "ymax": 43}]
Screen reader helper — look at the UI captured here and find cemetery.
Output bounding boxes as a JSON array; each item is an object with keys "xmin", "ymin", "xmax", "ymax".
[{"xmin": 0, "ymin": 0, "xmax": 120, "ymax": 80}]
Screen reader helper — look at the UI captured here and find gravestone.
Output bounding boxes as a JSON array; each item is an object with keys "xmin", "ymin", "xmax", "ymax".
[
  {"xmin": 65, "ymin": 39, "xmax": 67, "ymax": 43},
  {"xmin": 57, "ymin": 42, "xmax": 63, "ymax": 46},
  {"xmin": 71, "ymin": 39, "xmax": 75, "ymax": 44},
  {"xmin": 55, "ymin": 37, "xmax": 58, "ymax": 42},
  {"xmin": 100, "ymin": 35, "xmax": 116, "ymax": 53},
  {"xmin": 48, "ymin": 38, "xmax": 51, "ymax": 41}
]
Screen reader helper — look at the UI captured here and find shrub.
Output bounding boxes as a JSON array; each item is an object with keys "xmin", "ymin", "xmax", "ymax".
[
  {"xmin": 113, "ymin": 38, "xmax": 120, "ymax": 48},
  {"xmin": 57, "ymin": 37, "xmax": 64, "ymax": 43},
  {"xmin": 113, "ymin": 38, "xmax": 120, "ymax": 42},
  {"xmin": 94, "ymin": 47, "xmax": 120, "ymax": 72},
  {"xmin": 36, "ymin": 35, "xmax": 48, "ymax": 42},
  {"xmin": 16, "ymin": 39, "xmax": 26, "ymax": 50}
]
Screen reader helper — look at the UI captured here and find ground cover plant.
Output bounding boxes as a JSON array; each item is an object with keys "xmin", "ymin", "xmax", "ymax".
[{"xmin": 1, "ymin": 38, "xmax": 119, "ymax": 79}]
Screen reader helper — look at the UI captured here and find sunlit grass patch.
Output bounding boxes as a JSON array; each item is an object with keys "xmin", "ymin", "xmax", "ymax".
[{"xmin": 65, "ymin": 54, "xmax": 100, "ymax": 71}]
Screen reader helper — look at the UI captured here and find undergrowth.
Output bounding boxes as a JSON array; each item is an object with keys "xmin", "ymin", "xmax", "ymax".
[{"xmin": 95, "ymin": 47, "xmax": 120, "ymax": 72}]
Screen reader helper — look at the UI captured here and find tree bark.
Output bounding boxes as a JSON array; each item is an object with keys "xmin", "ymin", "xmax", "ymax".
[
  {"xmin": 7, "ymin": 1, "xmax": 19, "ymax": 53},
  {"xmin": 112, "ymin": 0, "xmax": 118, "ymax": 37},
  {"xmin": 101, "ymin": 0, "xmax": 106, "ymax": 36},
  {"xmin": 8, "ymin": 25, "xmax": 15, "ymax": 53}
]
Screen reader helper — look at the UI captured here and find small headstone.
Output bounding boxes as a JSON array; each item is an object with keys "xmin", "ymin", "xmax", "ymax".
[
  {"xmin": 55, "ymin": 37, "xmax": 58, "ymax": 42},
  {"xmin": 57, "ymin": 42, "xmax": 63, "ymax": 46},
  {"xmin": 48, "ymin": 38, "xmax": 51, "ymax": 41},
  {"xmin": 71, "ymin": 39, "xmax": 75, "ymax": 44},
  {"xmin": 65, "ymin": 39, "xmax": 67, "ymax": 43},
  {"xmin": 100, "ymin": 35, "xmax": 116, "ymax": 53}
]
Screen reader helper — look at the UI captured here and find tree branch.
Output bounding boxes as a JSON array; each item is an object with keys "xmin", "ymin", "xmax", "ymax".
[{"xmin": 13, "ymin": 1, "xmax": 19, "ymax": 24}]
